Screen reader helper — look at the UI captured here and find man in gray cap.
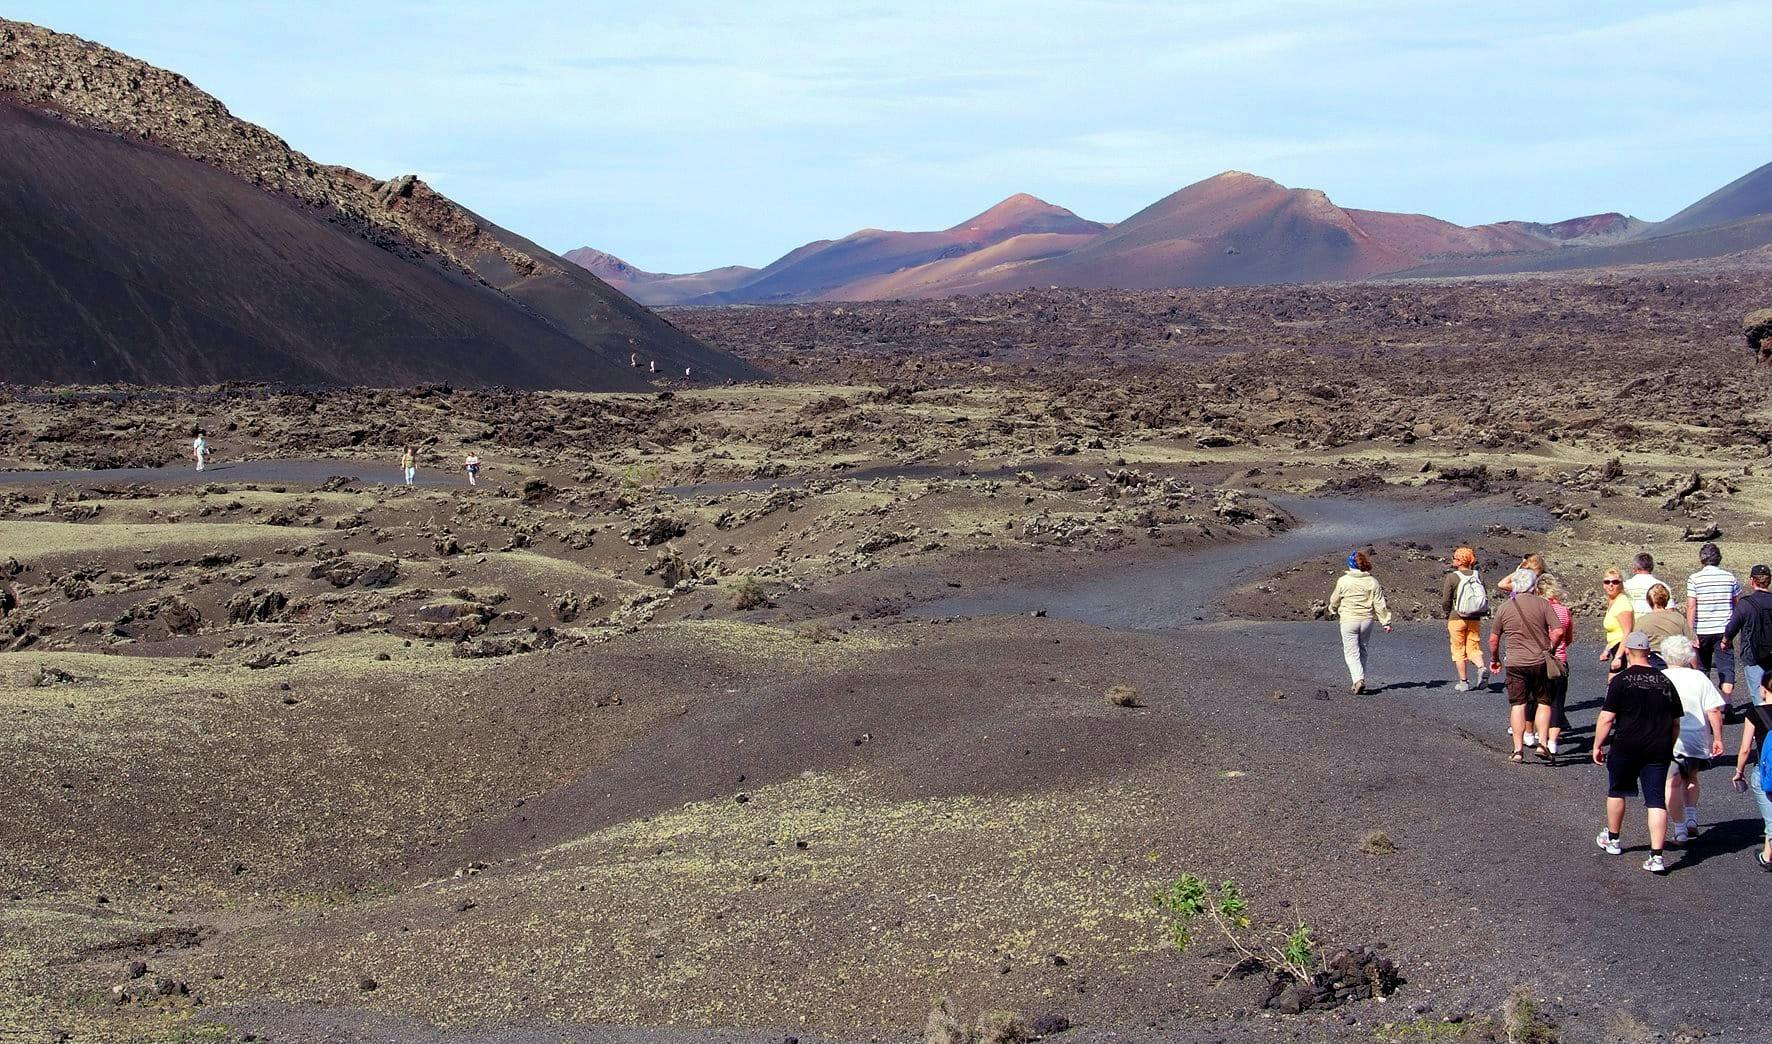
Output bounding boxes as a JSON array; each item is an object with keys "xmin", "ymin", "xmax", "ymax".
[
  {"xmin": 1487, "ymin": 568, "xmax": 1564, "ymax": 764},
  {"xmin": 1593, "ymin": 630, "xmax": 1684, "ymax": 874}
]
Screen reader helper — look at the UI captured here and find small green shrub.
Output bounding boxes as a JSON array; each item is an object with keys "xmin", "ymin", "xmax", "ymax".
[{"xmin": 1153, "ymin": 872, "xmax": 1317, "ymax": 981}]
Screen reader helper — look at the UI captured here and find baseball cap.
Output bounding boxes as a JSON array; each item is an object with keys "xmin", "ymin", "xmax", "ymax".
[
  {"xmin": 1753, "ymin": 564, "xmax": 1772, "ymax": 582},
  {"xmin": 1624, "ymin": 630, "xmax": 1652, "ymax": 651}
]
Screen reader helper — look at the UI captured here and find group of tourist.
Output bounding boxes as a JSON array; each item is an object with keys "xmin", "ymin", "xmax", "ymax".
[
  {"xmin": 186, "ymin": 436, "xmax": 486, "ymax": 488},
  {"xmin": 1330, "ymin": 543, "xmax": 1772, "ymax": 876}
]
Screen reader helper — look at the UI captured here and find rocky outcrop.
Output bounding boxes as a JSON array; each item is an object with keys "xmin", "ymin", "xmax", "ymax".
[{"xmin": 1747, "ymin": 308, "xmax": 1772, "ymax": 362}]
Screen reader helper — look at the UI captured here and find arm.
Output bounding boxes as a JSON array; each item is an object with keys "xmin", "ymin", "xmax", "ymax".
[
  {"xmin": 1736, "ymin": 718, "xmax": 1758, "ymax": 782},
  {"xmin": 1564, "ymin": 610, "xmax": 1577, "ymax": 647},
  {"xmin": 1497, "ymin": 573, "xmax": 1515, "ymax": 594},
  {"xmin": 1441, "ymin": 573, "xmax": 1457, "ymax": 617},
  {"xmin": 1488, "ymin": 605, "xmax": 1506, "ymax": 670},
  {"xmin": 1593, "ymin": 710, "xmax": 1616, "ymax": 763},
  {"xmin": 1707, "ymin": 705, "xmax": 1727, "ymax": 758},
  {"xmin": 1327, "ymin": 577, "xmax": 1344, "ymax": 617},
  {"xmin": 1686, "ymin": 593, "xmax": 1697, "ymax": 632},
  {"xmin": 1725, "ymin": 601, "xmax": 1745, "ymax": 644},
  {"xmin": 1373, "ymin": 582, "xmax": 1392, "ymax": 628}
]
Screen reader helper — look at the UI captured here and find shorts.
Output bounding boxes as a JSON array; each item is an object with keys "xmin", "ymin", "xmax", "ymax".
[
  {"xmin": 1447, "ymin": 618, "xmax": 1483, "ymax": 663},
  {"xmin": 1606, "ymin": 754, "xmax": 1670, "ymax": 808},
  {"xmin": 1697, "ymin": 633, "xmax": 1735, "ymax": 686},
  {"xmin": 1671, "ymin": 753, "xmax": 1710, "ymax": 777},
  {"xmin": 1506, "ymin": 665, "xmax": 1548, "ymax": 707}
]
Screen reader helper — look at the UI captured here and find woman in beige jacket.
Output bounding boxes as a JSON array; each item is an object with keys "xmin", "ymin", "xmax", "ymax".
[{"xmin": 1329, "ymin": 550, "xmax": 1393, "ymax": 693}]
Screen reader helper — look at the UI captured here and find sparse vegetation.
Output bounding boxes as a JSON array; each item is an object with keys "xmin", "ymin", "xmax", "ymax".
[
  {"xmin": 1105, "ymin": 683, "xmax": 1138, "ymax": 707},
  {"xmin": 1502, "ymin": 986, "xmax": 1560, "ymax": 1044},
  {"xmin": 1360, "ymin": 829, "xmax": 1398, "ymax": 855},
  {"xmin": 1153, "ymin": 873, "xmax": 1319, "ymax": 981},
  {"xmin": 731, "ymin": 574, "xmax": 771, "ymax": 610},
  {"xmin": 924, "ymin": 998, "xmax": 1035, "ymax": 1044}
]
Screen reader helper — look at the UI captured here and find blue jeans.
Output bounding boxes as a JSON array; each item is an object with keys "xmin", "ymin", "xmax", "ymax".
[
  {"xmin": 1755, "ymin": 765, "xmax": 1772, "ymax": 844},
  {"xmin": 1747, "ymin": 662, "xmax": 1766, "ymax": 705}
]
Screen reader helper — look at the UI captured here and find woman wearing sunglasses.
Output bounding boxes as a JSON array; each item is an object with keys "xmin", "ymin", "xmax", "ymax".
[{"xmin": 1601, "ymin": 568, "xmax": 1635, "ymax": 680}]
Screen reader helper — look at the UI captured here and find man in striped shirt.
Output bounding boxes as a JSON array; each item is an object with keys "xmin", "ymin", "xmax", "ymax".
[{"xmin": 1686, "ymin": 542, "xmax": 1739, "ymax": 702}]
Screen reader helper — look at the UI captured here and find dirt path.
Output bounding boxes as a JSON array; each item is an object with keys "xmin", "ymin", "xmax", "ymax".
[
  {"xmin": 920, "ymin": 493, "xmax": 1772, "ymax": 1036},
  {"xmin": 0, "ymin": 458, "xmax": 480, "ymax": 488}
]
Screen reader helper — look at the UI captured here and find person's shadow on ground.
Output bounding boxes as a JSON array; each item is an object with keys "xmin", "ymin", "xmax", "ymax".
[
  {"xmin": 1671, "ymin": 815, "xmax": 1764, "ymax": 871},
  {"xmin": 1374, "ymin": 679, "xmax": 1453, "ymax": 693}
]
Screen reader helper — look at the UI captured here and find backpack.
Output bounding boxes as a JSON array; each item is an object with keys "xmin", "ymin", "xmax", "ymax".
[{"xmin": 1453, "ymin": 571, "xmax": 1488, "ymax": 617}]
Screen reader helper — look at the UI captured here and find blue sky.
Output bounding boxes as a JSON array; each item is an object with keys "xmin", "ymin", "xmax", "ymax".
[{"xmin": 14, "ymin": 1, "xmax": 1771, "ymax": 272}]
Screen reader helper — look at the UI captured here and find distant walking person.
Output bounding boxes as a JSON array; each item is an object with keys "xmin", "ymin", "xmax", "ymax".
[
  {"xmin": 1538, "ymin": 575, "xmax": 1576, "ymax": 760},
  {"xmin": 1729, "ymin": 675, "xmax": 1772, "ymax": 869},
  {"xmin": 1487, "ymin": 569, "xmax": 1564, "ymax": 764},
  {"xmin": 1686, "ymin": 542, "xmax": 1739, "ymax": 703},
  {"xmin": 630, "ymin": 352, "xmax": 639, "ymax": 368},
  {"xmin": 1600, "ymin": 568, "xmax": 1635, "ymax": 678},
  {"xmin": 192, "ymin": 430, "xmax": 208, "ymax": 472},
  {"xmin": 464, "ymin": 452, "xmax": 481, "ymax": 487},
  {"xmin": 648, "ymin": 360, "xmax": 658, "ymax": 374},
  {"xmin": 1723, "ymin": 564, "xmax": 1772, "ymax": 705},
  {"xmin": 1442, "ymin": 546, "xmax": 1488, "ymax": 691},
  {"xmin": 401, "ymin": 446, "xmax": 417, "ymax": 486},
  {"xmin": 1329, "ymin": 550, "xmax": 1391, "ymax": 695},
  {"xmin": 1623, "ymin": 552, "xmax": 1669, "ymax": 617},
  {"xmin": 1593, "ymin": 631, "xmax": 1683, "ymax": 874},
  {"xmin": 1658, "ymin": 635, "xmax": 1726, "ymax": 844}
]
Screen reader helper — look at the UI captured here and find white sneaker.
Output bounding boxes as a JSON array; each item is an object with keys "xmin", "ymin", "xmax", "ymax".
[
  {"xmin": 1545, "ymin": 740, "xmax": 1558, "ymax": 756},
  {"xmin": 1684, "ymin": 810, "xmax": 1699, "ymax": 833},
  {"xmin": 1671, "ymin": 823, "xmax": 1689, "ymax": 845},
  {"xmin": 1455, "ymin": 681, "xmax": 1469, "ymax": 692},
  {"xmin": 1643, "ymin": 853, "xmax": 1668, "ymax": 874},
  {"xmin": 1473, "ymin": 669, "xmax": 1486, "ymax": 687},
  {"xmin": 1524, "ymin": 731, "xmax": 1537, "ymax": 748},
  {"xmin": 1596, "ymin": 830, "xmax": 1621, "ymax": 855}
]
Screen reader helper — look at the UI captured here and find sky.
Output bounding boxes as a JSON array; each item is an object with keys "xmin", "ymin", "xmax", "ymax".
[{"xmin": 14, "ymin": 1, "xmax": 1772, "ymax": 273}]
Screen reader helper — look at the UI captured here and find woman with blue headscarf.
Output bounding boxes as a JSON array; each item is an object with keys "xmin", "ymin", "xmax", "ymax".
[{"xmin": 1328, "ymin": 549, "xmax": 1392, "ymax": 694}]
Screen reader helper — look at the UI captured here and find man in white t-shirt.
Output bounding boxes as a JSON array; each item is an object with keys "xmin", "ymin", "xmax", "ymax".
[
  {"xmin": 1623, "ymin": 552, "xmax": 1669, "ymax": 616},
  {"xmin": 192, "ymin": 431, "xmax": 208, "ymax": 472},
  {"xmin": 1658, "ymin": 635, "xmax": 1726, "ymax": 844},
  {"xmin": 1685, "ymin": 542, "xmax": 1739, "ymax": 701}
]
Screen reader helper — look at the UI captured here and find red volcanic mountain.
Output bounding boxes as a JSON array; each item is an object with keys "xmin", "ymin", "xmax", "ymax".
[
  {"xmin": 0, "ymin": 18, "xmax": 756, "ymax": 388},
  {"xmin": 573, "ymin": 195, "xmax": 1107, "ymax": 305},
  {"xmin": 578, "ymin": 162, "xmax": 1772, "ymax": 302}
]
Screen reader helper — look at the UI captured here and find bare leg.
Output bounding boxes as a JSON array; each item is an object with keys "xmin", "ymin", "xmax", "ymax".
[
  {"xmin": 1533, "ymin": 703, "xmax": 1551, "ymax": 749},
  {"xmin": 1607, "ymin": 796, "xmax": 1626, "ymax": 836},
  {"xmin": 1665, "ymin": 773, "xmax": 1684, "ymax": 827},
  {"xmin": 1509, "ymin": 703, "xmax": 1527, "ymax": 753},
  {"xmin": 1647, "ymin": 807, "xmax": 1668, "ymax": 851}
]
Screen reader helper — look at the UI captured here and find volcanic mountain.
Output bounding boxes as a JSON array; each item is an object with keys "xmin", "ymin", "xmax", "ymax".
[
  {"xmin": 578, "ymin": 194, "xmax": 1108, "ymax": 305},
  {"xmin": 583, "ymin": 162, "xmax": 1772, "ymax": 302},
  {"xmin": 0, "ymin": 18, "xmax": 755, "ymax": 389}
]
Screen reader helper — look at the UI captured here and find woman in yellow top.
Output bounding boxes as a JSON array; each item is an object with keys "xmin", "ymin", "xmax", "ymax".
[
  {"xmin": 1600, "ymin": 567, "xmax": 1635, "ymax": 677},
  {"xmin": 1329, "ymin": 550, "xmax": 1393, "ymax": 695}
]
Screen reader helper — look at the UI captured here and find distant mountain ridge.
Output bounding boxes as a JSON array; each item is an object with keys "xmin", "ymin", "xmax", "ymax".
[
  {"xmin": 0, "ymin": 17, "xmax": 757, "ymax": 388},
  {"xmin": 576, "ymin": 164, "xmax": 1772, "ymax": 303}
]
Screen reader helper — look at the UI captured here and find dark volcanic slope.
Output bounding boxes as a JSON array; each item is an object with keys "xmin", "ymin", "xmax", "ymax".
[
  {"xmin": 0, "ymin": 18, "xmax": 754, "ymax": 388},
  {"xmin": 0, "ymin": 103, "xmax": 640, "ymax": 389}
]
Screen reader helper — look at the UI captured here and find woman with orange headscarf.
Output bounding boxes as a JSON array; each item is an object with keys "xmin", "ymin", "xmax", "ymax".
[{"xmin": 1442, "ymin": 546, "xmax": 1489, "ymax": 691}]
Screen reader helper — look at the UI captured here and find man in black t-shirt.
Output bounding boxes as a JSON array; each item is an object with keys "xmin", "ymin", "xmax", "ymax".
[{"xmin": 1593, "ymin": 631, "xmax": 1683, "ymax": 874}]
